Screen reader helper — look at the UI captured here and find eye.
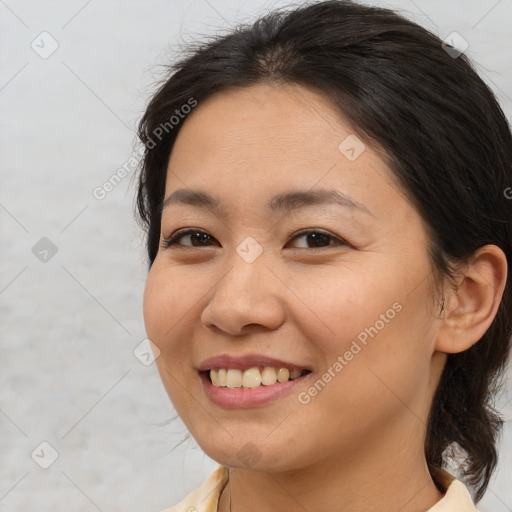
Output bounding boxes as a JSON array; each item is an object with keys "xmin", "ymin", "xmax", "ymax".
[
  {"xmin": 161, "ymin": 229, "xmax": 220, "ymax": 248},
  {"xmin": 161, "ymin": 228, "xmax": 348, "ymax": 250},
  {"xmin": 286, "ymin": 229, "xmax": 347, "ymax": 249}
]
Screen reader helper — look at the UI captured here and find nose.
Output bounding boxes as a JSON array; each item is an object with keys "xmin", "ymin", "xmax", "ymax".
[{"xmin": 200, "ymin": 250, "xmax": 286, "ymax": 336}]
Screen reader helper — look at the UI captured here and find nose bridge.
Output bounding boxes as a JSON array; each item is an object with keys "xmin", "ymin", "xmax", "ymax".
[
  {"xmin": 232, "ymin": 241, "xmax": 271, "ymax": 291},
  {"xmin": 219, "ymin": 235, "xmax": 271, "ymax": 297},
  {"xmin": 201, "ymin": 242, "xmax": 285, "ymax": 334}
]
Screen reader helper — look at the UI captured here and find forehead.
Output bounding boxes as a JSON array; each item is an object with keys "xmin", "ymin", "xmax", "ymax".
[
  {"xmin": 169, "ymin": 83, "xmax": 356, "ymax": 163},
  {"xmin": 164, "ymin": 83, "xmax": 414, "ymax": 225},
  {"xmin": 169, "ymin": 84, "xmax": 376, "ymax": 178}
]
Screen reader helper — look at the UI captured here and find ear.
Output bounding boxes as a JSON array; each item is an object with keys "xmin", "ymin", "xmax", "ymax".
[{"xmin": 435, "ymin": 244, "xmax": 508, "ymax": 354}]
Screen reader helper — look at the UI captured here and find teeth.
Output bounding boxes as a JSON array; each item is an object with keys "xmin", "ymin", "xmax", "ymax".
[
  {"xmin": 261, "ymin": 367, "xmax": 277, "ymax": 385},
  {"xmin": 242, "ymin": 368, "xmax": 261, "ymax": 388},
  {"xmin": 289, "ymin": 368, "xmax": 302, "ymax": 379},
  {"xmin": 277, "ymin": 368, "xmax": 290, "ymax": 382},
  {"xmin": 209, "ymin": 367, "xmax": 306, "ymax": 388},
  {"xmin": 226, "ymin": 369, "xmax": 242, "ymax": 388}
]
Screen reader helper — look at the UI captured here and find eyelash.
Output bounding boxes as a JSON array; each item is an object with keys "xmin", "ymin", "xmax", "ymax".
[{"xmin": 161, "ymin": 228, "xmax": 349, "ymax": 250}]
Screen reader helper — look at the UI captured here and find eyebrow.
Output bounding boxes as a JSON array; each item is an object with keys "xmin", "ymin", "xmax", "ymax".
[{"xmin": 162, "ymin": 188, "xmax": 374, "ymax": 218}]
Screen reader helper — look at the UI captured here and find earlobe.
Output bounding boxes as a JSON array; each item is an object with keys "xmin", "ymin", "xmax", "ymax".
[{"xmin": 435, "ymin": 244, "xmax": 508, "ymax": 354}]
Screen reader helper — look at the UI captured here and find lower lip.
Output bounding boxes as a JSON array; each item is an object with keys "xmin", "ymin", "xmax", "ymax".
[{"xmin": 199, "ymin": 371, "xmax": 311, "ymax": 409}]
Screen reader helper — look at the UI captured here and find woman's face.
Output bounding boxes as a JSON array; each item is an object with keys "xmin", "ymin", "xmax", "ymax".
[{"xmin": 143, "ymin": 83, "xmax": 445, "ymax": 472}]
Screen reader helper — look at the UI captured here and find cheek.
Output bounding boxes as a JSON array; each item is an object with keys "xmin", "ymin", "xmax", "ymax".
[
  {"xmin": 142, "ymin": 264, "xmax": 193, "ymax": 352},
  {"xmin": 144, "ymin": 257, "xmax": 195, "ymax": 313},
  {"xmin": 287, "ymin": 263, "xmax": 394, "ymax": 345},
  {"xmin": 142, "ymin": 271, "xmax": 167, "ymax": 345},
  {"xmin": 143, "ymin": 265, "xmax": 199, "ymax": 412},
  {"xmin": 288, "ymin": 262, "xmax": 433, "ymax": 402}
]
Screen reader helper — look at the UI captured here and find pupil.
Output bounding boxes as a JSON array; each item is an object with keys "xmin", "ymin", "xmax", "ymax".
[
  {"xmin": 308, "ymin": 233, "xmax": 329, "ymax": 247},
  {"xmin": 192, "ymin": 232, "xmax": 210, "ymax": 246}
]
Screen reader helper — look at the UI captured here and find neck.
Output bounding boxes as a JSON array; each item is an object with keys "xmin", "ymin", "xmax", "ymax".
[{"xmin": 218, "ymin": 423, "xmax": 444, "ymax": 512}]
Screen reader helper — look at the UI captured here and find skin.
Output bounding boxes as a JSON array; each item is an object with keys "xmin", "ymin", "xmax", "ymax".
[{"xmin": 143, "ymin": 82, "xmax": 507, "ymax": 512}]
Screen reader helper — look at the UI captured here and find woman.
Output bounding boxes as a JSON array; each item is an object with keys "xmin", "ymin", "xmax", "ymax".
[{"xmin": 135, "ymin": 1, "xmax": 511, "ymax": 510}]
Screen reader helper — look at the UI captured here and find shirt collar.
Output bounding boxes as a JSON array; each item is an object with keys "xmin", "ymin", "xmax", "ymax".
[
  {"xmin": 427, "ymin": 467, "xmax": 479, "ymax": 511},
  {"xmin": 167, "ymin": 465, "xmax": 479, "ymax": 512}
]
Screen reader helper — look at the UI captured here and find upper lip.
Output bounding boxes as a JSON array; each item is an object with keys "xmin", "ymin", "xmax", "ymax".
[{"xmin": 197, "ymin": 353, "xmax": 312, "ymax": 372}]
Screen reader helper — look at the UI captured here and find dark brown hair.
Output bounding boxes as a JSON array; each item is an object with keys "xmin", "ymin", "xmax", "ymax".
[{"xmin": 135, "ymin": 0, "xmax": 512, "ymax": 501}]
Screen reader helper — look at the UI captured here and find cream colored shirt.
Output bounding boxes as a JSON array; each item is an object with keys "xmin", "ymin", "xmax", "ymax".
[{"xmin": 161, "ymin": 465, "xmax": 479, "ymax": 512}]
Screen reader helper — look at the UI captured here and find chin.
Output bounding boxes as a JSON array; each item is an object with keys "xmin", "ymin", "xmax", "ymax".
[{"xmin": 194, "ymin": 431, "xmax": 310, "ymax": 473}]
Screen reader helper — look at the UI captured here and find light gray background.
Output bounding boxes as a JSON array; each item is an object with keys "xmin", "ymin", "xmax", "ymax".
[{"xmin": 1, "ymin": 1, "xmax": 511, "ymax": 511}]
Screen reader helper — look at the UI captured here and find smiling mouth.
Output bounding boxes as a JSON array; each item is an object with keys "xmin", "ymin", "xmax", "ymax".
[{"xmin": 201, "ymin": 367, "xmax": 312, "ymax": 388}]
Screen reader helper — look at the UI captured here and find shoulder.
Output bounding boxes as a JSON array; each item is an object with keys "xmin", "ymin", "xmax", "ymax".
[{"xmin": 159, "ymin": 465, "xmax": 229, "ymax": 512}]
